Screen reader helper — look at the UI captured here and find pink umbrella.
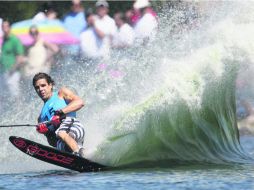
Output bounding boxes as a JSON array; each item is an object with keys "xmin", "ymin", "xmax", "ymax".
[{"xmin": 1, "ymin": 19, "xmax": 79, "ymax": 46}]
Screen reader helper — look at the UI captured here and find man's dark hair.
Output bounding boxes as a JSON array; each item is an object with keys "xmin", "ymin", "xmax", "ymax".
[
  {"xmin": 2, "ymin": 18, "xmax": 9, "ymax": 22},
  {"xmin": 115, "ymin": 11, "xmax": 126, "ymax": 22},
  {"xmin": 85, "ymin": 8, "xmax": 94, "ymax": 19},
  {"xmin": 33, "ymin": 72, "xmax": 55, "ymax": 87}
]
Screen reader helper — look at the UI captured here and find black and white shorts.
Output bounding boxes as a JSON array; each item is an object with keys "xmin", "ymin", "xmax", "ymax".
[{"xmin": 55, "ymin": 117, "xmax": 85, "ymax": 152}]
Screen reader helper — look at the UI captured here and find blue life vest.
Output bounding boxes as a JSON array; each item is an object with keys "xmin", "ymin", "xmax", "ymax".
[{"xmin": 39, "ymin": 92, "xmax": 76, "ymax": 124}]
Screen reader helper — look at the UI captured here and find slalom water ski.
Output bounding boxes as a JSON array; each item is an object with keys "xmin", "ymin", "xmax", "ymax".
[{"xmin": 9, "ymin": 136, "xmax": 107, "ymax": 172}]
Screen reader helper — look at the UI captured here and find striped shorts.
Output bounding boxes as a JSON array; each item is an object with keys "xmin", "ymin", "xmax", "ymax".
[{"xmin": 55, "ymin": 117, "xmax": 85, "ymax": 152}]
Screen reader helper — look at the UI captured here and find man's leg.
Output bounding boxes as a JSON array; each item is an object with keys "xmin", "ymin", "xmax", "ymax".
[
  {"xmin": 56, "ymin": 118, "xmax": 85, "ymax": 156},
  {"xmin": 57, "ymin": 131, "xmax": 79, "ymax": 153}
]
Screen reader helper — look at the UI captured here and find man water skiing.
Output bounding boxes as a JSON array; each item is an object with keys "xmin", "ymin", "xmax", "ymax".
[{"xmin": 33, "ymin": 72, "xmax": 85, "ymax": 157}]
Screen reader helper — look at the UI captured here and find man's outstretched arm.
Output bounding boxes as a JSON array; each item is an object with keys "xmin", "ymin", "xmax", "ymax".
[{"xmin": 58, "ymin": 87, "xmax": 85, "ymax": 114}]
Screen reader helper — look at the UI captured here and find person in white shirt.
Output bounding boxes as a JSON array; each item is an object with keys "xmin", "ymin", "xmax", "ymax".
[
  {"xmin": 112, "ymin": 12, "xmax": 135, "ymax": 48},
  {"xmin": 80, "ymin": 9, "xmax": 99, "ymax": 59},
  {"xmin": 93, "ymin": 0, "xmax": 117, "ymax": 60},
  {"xmin": 133, "ymin": 0, "xmax": 158, "ymax": 45},
  {"xmin": 33, "ymin": 2, "xmax": 58, "ymax": 21}
]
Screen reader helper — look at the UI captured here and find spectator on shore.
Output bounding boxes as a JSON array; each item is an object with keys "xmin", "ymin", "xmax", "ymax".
[
  {"xmin": 125, "ymin": 1, "xmax": 156, "ymax": 27},
  {"xmin": 133, "ymin": 0, "xmax": 158, "ymax": 45},
  {"xmin": 33, "ymin": 2, "xmax": 58, "ymax": 21},
  {"xmin": 125, "ymin": 9, "xmax": 140, "ymax": 27},
  {"xmin": 63, "ymin": 0, "xmax": 86, "ymax": 38},
  {"xmin": 0, "ymin": 19, "xmax": 26, "ymax": 98},
  {"xmin": 62, "ymin": 0, "xmax": 86, "ymax": 56},
  {"xmin": 23, "ymin": 25, "xmax": 59, "ymax": 78},
  {"xmin": 80, "ymin": 9, "xmax": 100, "ymax": 60},
  {"xmin": 93, "ymin": 0, "xmax": 117, "ymax": 60},
  {"xmin": 112, "ymin": 12, "xmax": 134, "ymax": 48},
  {"xmin": 45, "ymin": 7, "xmax": 58, "ymax": 20}
]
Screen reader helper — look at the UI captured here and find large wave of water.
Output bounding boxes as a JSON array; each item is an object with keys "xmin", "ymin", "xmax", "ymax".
[{"xmin": 1, "ymin": 1, "xmax": 254, "ymax": 172}]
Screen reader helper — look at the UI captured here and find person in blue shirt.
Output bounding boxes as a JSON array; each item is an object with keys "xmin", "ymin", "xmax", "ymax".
[
  {"xmin": 33, "ymin": 72, "xmax": 85, "ymax": 157},
  {"xmin": 63, "ymin": 0, "xmax": 86, "ymax": 38},
  {"xmin": 62, "ymin": 0, "xmax": 87, "ymax": 55}
]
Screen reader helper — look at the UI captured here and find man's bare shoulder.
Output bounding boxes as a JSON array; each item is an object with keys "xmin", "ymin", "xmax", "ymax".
[
  {"xmin": 58, "ymin": 86, "xmax": 70, "ymax": 93},
  {"xmin": 58, "ymin": 87, "xmax": 78, "ymax": 100}
]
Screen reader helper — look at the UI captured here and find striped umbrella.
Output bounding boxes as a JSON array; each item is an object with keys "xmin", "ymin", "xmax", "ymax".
[{"xmin": 7, "ymin": 18, "xmax": 79, "ymax": 46}]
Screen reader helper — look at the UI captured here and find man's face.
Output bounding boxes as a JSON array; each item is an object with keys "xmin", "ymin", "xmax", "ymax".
[
  {"xmin": 114, "ymin": 14, "xmax": 122, "ymax": 28},
  {"xmin": 2, "ymin": 21, "xmax": 11, "ymax": 36},
  {"xmin": 29, "ymin": 27, "xmax": 39, "ymax": 40},
  {"xmin": 87, "ymin": 14, "xmax": 95, "ymax": 26},
  {"xmin": 34, "ymin": 79, "xmax": 53, "ymax": 101},
  {"xmin": 71, "ymin": 2, "xmax": 81, "ymax": 13},
  {"xmin": 96, "ymin": 6, "xmax": 108, "ymax": 18}
]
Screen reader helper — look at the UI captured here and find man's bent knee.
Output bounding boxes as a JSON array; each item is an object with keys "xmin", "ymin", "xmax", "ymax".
[
  {"xmin": 57, "ymin": 131, "xmax": 69, "ymax": 141},
  {"xmin": 57, "ymin": 131, "xmax": 77, "ymax": 142}
]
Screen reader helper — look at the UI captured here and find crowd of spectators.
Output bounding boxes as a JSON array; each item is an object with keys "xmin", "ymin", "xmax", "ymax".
[
  {"xmin": 1, "ymin": 0, "xmax": 252, "ymax": 125},
  {"xmin": 0, "ymin": 0, "xmax": 158, "ymax": 100}
]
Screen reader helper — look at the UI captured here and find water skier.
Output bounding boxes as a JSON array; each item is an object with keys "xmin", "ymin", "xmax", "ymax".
[{"xmin": 33, "ymin": 72, "xmax": 85, "ymax": 157}]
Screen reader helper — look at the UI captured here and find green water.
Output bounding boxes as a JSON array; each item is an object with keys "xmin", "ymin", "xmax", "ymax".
[{"xmin": 0, "ymin": 136, "xmax": 252, "ymax": 190}]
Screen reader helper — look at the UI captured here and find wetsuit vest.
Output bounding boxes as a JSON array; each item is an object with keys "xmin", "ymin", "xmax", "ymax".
[{"xmin": 39, "ymin": 92, "xmax": 76, "ymax": 126}]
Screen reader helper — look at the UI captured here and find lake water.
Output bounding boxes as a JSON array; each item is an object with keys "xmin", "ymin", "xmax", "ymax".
[{"xmin": 0, "ymin": 135, "xmax": 253, "ymax": 190}]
